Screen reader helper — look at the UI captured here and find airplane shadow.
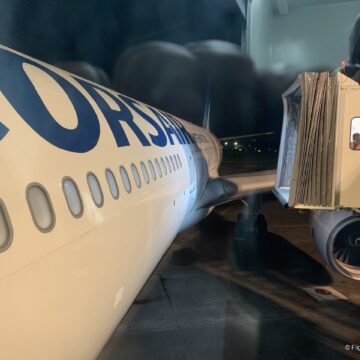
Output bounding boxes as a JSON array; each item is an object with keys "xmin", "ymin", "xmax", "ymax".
[
  {"xmin": 176, "ymin": 201, "xmax": 360, "ymax": 359},
  {"xmin": 232, "ymin": 215, "xmax": 333, "ymax": 286},
  {"xmin": 184, "ymin": 204, "xmax": 333, "ymax": 286}
]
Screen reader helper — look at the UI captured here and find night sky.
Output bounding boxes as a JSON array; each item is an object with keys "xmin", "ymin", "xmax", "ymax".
[
  {"xmin": 0, "ymin": 0, "xmax": 244, "ymax": 74},
  {"xmin": 0, "ymin": 0, "xmax": 288, "ymax": 138}
]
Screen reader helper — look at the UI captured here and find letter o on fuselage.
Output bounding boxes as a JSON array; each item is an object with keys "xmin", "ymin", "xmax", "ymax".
[{"xmin": 0, "ymin": 48, "xmax": 100, "ymax": 153}]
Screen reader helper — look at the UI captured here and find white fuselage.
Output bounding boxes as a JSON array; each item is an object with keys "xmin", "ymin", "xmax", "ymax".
[{"xmin": 0, "ymin": 46, "xmax": 222, "ymax": 359}]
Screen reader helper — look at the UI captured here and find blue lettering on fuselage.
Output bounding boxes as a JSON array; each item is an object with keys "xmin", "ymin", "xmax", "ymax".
[
  {"xmin": 150, "ymin": 109, "xmax": 184, "ymax": 145},
  {"xmin": 0, "ymin": 48, "xmax": 100, "ymax": 152},
  {"xmin": 76, "ymin": 79, "xmax": 152, "ymax": 147},
  {"xmin": 0, "ymin": 48, "xmax": 195, "ymax": 152},
  {"xmin": 119, "ymin": 95, "xmax": 168, "ymax": 147},
  {"xmin": 166, "ymin": 114, "xmax": 194, "ymax": 144},
  {"xmin": 0, "ymin": 122, "xmax": 9, "ymax": 140}
]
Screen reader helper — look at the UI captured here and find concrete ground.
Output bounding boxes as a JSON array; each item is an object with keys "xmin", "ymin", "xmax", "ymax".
[{"xmin": 97, "ymin": 194, "xmax": 360, "ymax": 360}]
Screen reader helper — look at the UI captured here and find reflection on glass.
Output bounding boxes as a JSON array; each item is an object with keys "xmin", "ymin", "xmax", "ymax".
[
  {"xmin": 105, "ymin": 169, "xmax": 119, "ymax": 199},
  {"xmin": 0, "ymin": 203, "xmax": 11, "ymax": 250},
  {"xmin": 87, "ymin": 173, "xmax": 104, "ymax": 207},
  {"xmin": 120, "ymin": 166, "xmax": 132, "ymax": 193},
  {"xmin": 63, "ymin": 178, "xmax": 83, "ymax": 217},
  {"xmin": 27, "ymin": 185, "xmax": 55, "ymax": 231}
]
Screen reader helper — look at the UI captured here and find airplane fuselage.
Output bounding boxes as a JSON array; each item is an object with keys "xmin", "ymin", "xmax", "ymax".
[{"xmin": 0, "ymin": 46, "xmax": 222, "ymax": 359}]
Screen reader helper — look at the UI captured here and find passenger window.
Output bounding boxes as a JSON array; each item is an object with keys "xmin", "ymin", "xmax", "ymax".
[
  {"xmin": 155, "ymin": 158, "xmax": 162, "ymax": 177},
  {"xmin": 160, "ymin": 158, "xmax": 167, "ymax": 175},
  {"xmin": 87, "ymin": 173, "xmax": 104, "ymax": 207},
  {"xmin": 177, "ymin": 154, "xmax": 182, "ymax": 168},
  {"xmin": 0, "ymin": 201, "xmax": 12, "ymax": 251},
  {"xmin": 63, "ymin": 178, "xmax": 83, "ymax": 217},
  {"xmin": 120, "ymin": 166, "xmax": 132, "ymax": 193},
  {"xmin": 105, "ymin": 169, "xmax": 119, "ymax": 199},
  {"xmin": 148, "ymin": 160, "xmax": 156, "ymax": 180},
  {"xmin": 165, "ymin": 156, "xmax": 172, "ymax": 173},
  {"xmin": 170, "ymin": 156, "xmax": 176, "ymax": 171},
  {"xmin": 140, "ymin": 161, "xmax": 150, "ymax": 184},
  {"xmin": 27, "ymin": 184, "xmax": 55, "ymax": 231},
  {"xmin": 174, "ymin": 155, "xmax": 179, "ymax": 169},
  {"xmin": 131, "ymin": 163, "xmax": 142, "ymax": 188}
]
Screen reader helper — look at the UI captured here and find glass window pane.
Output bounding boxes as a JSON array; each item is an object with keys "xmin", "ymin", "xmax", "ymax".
[
  {"xmin": 120, "ymin": 166, "xmax": 132, "ymax": 193},
  {"xmin": 0, "ymin": 202, "xmax": 12, "ymax": 251},
  {"xmin": 148, "ymin": 160, "xmax": 156, "ymax": 180},
  {"xmin": 350, "ymin": 117, "xmax": 360, "ymax": 150},
  {"xmin": 131, "ymin": 163, "xmax": 141, "ymax": 188},
  {"xmin": 63, "ymin": 178, "xmax": 83, "ymax": 217},
  {"xmin": 160, "ymin": 158, "xmax": 167, "ymax": 175},
  {"xmin": 105, "ymin": 169, "xmax": 119, "ymax": 199},
  {"xmin": 177, "ymin": 154, "xmax": 182, "ymax": 168},
  {"xmin": 155, "ymin": 159, "xmax": 162, "ymax": 177},
  {"xmin": 170, "ymin": 156, "xmax": 175, "ymax": 171},
  {"xmin": 87, "ymin": 173, "xmax": 104, "ymax": 207},
  {"xmin": 174, "ymin": 155, "xmax": 179, "ymax": 169},
  {"xmin": 165, "ymin": 156, "xmax": 172, "ymax": 173},
  {"xmin": 27, "ymin": 185, "xmax": 55, "ymax": 231},
  {"xmin": 140, "ymin": 162, "xmax": 150, "ymax": 184}
]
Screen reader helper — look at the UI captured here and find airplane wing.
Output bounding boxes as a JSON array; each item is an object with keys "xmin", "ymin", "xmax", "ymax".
[
  {"xmin": 198, "ymin": 83, "xmax": 276, "ymax": 208},
  {"xmin": 220, "ymin": 169, "xmax": 276, "ymax": 200},
  {"xmin": 220, "ymin": 132, "xmax": 274, "ymax": 141},
  {"xmin": 196, "ymin": 169, "xmax": 276, "ymax": 209}
]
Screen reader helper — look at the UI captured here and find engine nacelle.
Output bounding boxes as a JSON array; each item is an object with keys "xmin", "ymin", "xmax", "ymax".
[{"xmin": 311, "ymin": 210, "xmax": 360, "ymax": 280}]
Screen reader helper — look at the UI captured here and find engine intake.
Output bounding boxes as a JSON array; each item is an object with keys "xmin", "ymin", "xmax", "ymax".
[{"xmin": 312, "ymin": 210, "xmax": 360, "ymax": 280}]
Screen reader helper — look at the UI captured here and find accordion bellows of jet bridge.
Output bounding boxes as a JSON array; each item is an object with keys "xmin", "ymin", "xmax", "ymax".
[{"xmin": 275, "ymin": 70, "xmax": 360, "ymax": 210}]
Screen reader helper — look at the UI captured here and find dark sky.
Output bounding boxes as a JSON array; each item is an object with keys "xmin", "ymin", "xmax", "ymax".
[
  {"xmin": 0, "ymin": 1, "xmax": 286, "ymax": 139},
  {"xmin": 0, "ymin": 0, "xmax": 245, "ymax": 74}
]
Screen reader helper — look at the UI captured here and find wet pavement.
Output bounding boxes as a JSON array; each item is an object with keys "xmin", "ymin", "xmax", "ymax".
[{"xmin": 97, "ymin": 195, "xmax": 360, "ymax": 360}]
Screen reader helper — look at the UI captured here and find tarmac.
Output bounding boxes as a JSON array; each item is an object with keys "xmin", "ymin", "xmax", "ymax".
[{"xmin": 97, "ymin": 191, "xmax": 360, "ymax": 360}]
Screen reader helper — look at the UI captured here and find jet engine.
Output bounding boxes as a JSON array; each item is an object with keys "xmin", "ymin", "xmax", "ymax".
[{"xmin": 312, "ymin": 210, "xmax": 360, "ymax": 280}]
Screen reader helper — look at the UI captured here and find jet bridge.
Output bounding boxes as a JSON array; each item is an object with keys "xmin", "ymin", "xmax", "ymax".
[
  {"xmin": 274, "ymin": 70, "xmax": 360, "ymax": 210},
  {"xmin": 274, "ymin": 70, "xmax": 360, "ymax": 279}
]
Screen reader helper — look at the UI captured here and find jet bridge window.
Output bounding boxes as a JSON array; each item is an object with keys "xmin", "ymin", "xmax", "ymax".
[
  {"xmin": 131, "ymin": 164, "xmax": 142, "ymax": 188},
  {"xmin": 155, "ymin": 159, "xmax": 162, "ymax": 177},
  {"xmin": 120, "ymin": 166, "xmax": 132, "ymax": 193},
  {"xmin": 350, "ymin": 118, "xmax": 360, "ymax": 150},
  {"xmin": 0, "ymin": 201, "xmax": 12, "ymax": 252},
  {"xmin": 160, "ymin": 158, "xmax": 167, "ymax": 175},
  {"xmin": 27, "ymin": 184, "xmax": 55, "ymax": 232},
  {"xmin": 148, "ymin": 160, "xmax": 156, "ymax": 180},
  {"xmin": 87, "ymin": 173, "xmax": 104, "ymax": 207},
  {"xmin": 105, "ymin": 169, "xmax": 119, "ymax": 199},
  {"xmin": 62, "ymin": 178, "xmax": 84, "ymax": 218},
  {"xmin": 140, "ymin": 162, "xmax": 150, "ymax": 184}
]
